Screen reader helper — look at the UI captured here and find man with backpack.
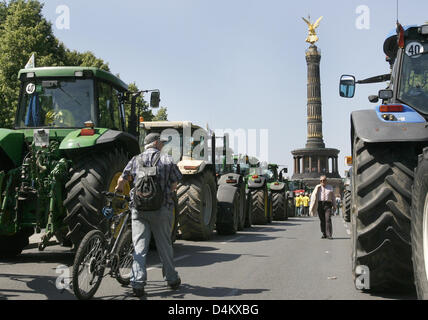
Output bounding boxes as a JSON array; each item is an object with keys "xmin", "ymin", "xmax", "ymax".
[{"xmin": 115, "ymin": 133, "xmax": 183, "ymax": 298}]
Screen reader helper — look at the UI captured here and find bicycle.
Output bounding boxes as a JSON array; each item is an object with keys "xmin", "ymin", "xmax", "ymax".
[{"xmin": 72, "ymin": 192, "xmax": 134, "ymax": 300}]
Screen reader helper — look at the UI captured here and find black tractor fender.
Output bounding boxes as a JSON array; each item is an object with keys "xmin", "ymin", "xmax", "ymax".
[
  {"xmin": 96, "ymin": 130, "xmax": 141, "ymax": 157},
  {"xmin": 216, "ymin": 184, "xmax": 239, "ymax": 225},
  {"xmin": 351, "ymin": 109, "xmax": 428, "ymax": 151},
  {"xmin": 247, "ymin": 176, "xmax": 266, "ymax": 189}
]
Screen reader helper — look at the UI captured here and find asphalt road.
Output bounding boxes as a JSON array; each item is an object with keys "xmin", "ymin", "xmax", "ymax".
[{"xmin": 0, "ymin": 215, "xmax": 417, "ymax": 300}]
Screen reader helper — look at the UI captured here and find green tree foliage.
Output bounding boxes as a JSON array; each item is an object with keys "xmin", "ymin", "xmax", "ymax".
[
  {"xmin": 65, "ymin": 50, "xmax": 110, "ymax": 71},
  {"xmin": 153, "ymin": 107, "xmax": 168, "ymax": 121},
  {"xmin": 0, "ymin": 0, "xmax": 67, "ymax": 127},
  {"xmin": 0, "ymin": 0, "xmax": 165, "ymax": 128},
  {"xmin": 126, "ymin": 83, "xmax": 154, "ymax": 123},
  {"xmin": 0, "ymin": 0, "xmax": 111, "ymax": 128}
]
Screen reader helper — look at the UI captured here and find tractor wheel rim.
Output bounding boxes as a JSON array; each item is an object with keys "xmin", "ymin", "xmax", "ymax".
[
  {"xmin": 203, "ymin": 183, "xmax": 213, "ymax": 226},
  {"xmin": 423, "ymin": 193, "xmax": 428, "ymax": 282}
]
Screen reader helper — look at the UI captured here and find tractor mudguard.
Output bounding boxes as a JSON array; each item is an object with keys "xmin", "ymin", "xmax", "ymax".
[
  {"xmin": 216, "ymin": 184, "xmax": 239, "ymax": 225},
  {"xmin": 96, "ymin": 130, "xmax": 140, "ymax": 156},
  {"xmin": 0, "ymin": 129, "xmax": 24, "ymax": 169},
  {"xmin": 59, "ymin": 129, "xmax": 140, "ymax": 156},
  {"xmin": 351, "ymin": 109, "xmax": 428, "ymax": 146},
  {"xmin": 218, "ymin": 173, "xmax": 242, "ymax": 188},
  {"xmin": 269, "ymin": 182, "xmax": 286, "ymax": 192},
  {"xmin": 247, "ymin": 176, "xmax": 266, "ymax": 189}
]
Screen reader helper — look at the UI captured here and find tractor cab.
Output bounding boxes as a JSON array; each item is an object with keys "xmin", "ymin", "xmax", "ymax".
[
  {"xmin": 16, "ymin": 67, "xmax": 160, "ymax": 136},
  {"xmin": 340, "ymin": 24, "xmax": 428, "ymax": 118},
  {"xmin": 17, "ymin": 67, "xmax": 129, "ymax": 130}
]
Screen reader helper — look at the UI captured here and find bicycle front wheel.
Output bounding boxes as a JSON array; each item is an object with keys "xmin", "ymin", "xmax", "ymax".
[
  {"xmin": 115, "ymin": 229, "xmax": 134, "ymax": 286},
  {"xmin": 72, "ymin": 230, "xmax": 107, "ymax": 300}
]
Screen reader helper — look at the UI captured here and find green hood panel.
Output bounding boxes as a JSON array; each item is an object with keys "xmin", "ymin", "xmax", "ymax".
[
  {"xmin": 0, "ymin": 129, "xmax": 24, "ymax": 166},
  {"xmin": 60, "ymin": 128, "xmax": 109, "ymax": 150}
]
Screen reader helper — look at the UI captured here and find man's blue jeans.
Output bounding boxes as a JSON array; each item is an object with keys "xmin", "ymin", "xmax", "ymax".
[{"xmin": 130, "ymin": 205, "xmax": 179, "ymax": 289}]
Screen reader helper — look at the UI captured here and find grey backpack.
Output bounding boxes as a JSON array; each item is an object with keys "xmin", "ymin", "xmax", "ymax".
[{"xmin": 133, "ymin": 152, "xmax": 163, "ymax": 211}]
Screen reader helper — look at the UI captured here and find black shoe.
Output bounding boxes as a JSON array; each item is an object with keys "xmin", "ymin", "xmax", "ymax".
[
  {"xmin": 328, "ymin": 237, "xmax": 333, "ymax": 240},
  {"xmin": 132, "ymin": 287, "xmax": 145, "ymax": 297},
  {"xmin": 321, "ymin": 235, "xmax": 327, "ymax": 239},
  {"xmin": 168, "ymin": 278, "xmax": 181, "ymax": 291}
]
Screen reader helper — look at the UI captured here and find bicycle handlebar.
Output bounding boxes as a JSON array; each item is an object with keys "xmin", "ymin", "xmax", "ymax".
[{"xmin": 102, "ymin": 191, "xmax": 131, "ymax": 202}]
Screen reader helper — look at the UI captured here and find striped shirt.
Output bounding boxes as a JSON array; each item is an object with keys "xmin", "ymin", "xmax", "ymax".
[
  {"xmin": 121, "ymin": 147, "xmax": 183, "ymax": 209},
  {"xmin": 319, "ymin": 185, "xmax": 335, "ymax": 203}
]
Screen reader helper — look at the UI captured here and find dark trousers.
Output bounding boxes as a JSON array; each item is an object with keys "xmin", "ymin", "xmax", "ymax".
[{"xmin": 318, "ymin": 202, "xmax": 333, "ymax": 238}]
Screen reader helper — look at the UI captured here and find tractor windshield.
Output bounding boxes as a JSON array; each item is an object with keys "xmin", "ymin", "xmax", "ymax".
[
  {"xmin": 17, "ymin": 79, "xmax": 95, "ymax": 128},
  {"xmin": 261, "ymin": 168, "xmax": 277, "ymax": 183},
  {"xmin": 398, "ymin": 45, "xmax": 428, "ymax": 113}
]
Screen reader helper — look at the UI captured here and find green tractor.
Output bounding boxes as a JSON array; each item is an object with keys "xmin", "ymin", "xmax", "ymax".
[
  {"xmin": 265, "ymin": 164, "xmax": 289, "ymax": 221},
  {"xmin": 232, "ymin": 155, "xmax": 260, "ymax": 228},
  {"xmin": 0, "ymin": 66, "xmax": 160, "ymax": 258},
  {"xmin": 245, "ymin": 162, "xmax": 273, "ymax": 226}
]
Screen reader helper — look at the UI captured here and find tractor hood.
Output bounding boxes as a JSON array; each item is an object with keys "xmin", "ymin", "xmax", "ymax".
[
  {"xmin": 0, "ymin": 129, "xmax": 24, "ymax": 168},
  {"xmin": 59, "ymin": 128, "xmax": 109, "ymax": 150},
  {"xmin": 59, "ymin": 128, "xmax": 140, "ymax": 157},
  {"xmin": 177, "ymin": 159, "xmax": 206, "ymax": 175},
  {"xmin": 269, "ymin": 181, "xmax": 286, "ymax": 192}
]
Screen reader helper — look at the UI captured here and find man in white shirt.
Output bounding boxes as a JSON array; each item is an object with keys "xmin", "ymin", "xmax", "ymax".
[{"xmin": 309, "ymin": 176, "xmax": 337, "ymax": 239}]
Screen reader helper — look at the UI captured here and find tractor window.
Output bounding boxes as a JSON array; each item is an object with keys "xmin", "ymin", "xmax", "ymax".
[
  {"xmin": 261, "ymin": 169, "xmax": 275, "ymax": 183},
  {"xmin": 17, "ymin": 79, "xmax": 94, "ymax": 128},
  {"xmin": 239, "ymin": 164, "xmax": 250, "ymax": 176},
  {"xmin": 398, "ymin": 50, "xmax": 428, "ymax": 113},
  {"xmin": 98, "ymin": 82, "xmax": 121, "ymax": 130}
]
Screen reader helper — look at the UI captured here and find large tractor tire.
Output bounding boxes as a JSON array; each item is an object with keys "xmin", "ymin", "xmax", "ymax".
[
  {"xmin": 251, "ymin": 188, "xmax": 269, "ymax": 225},
  {"xmin": 237, "ymin": 183, "xmax": 246, "ymax": 231},
  {"xmin": 272, "ymin": 192, "xmax": 287, "ymax": 221},
  {"xmin": 216, "ymin": 185, "xmax": 240, "ymax": 235},
  {"xmin": 244, "ymin": 191, "xmax": 253, "ymax": 228},
  {"xmin": 343, "ymin": 190, "xmax": 351, "ymax": 223},
  {"xmin": 177, "ymin": 170, "xmax": 217, "ymax": 241},
  {"xmin": 352, "ymin": 136, "xmax": 416, "ymax": 292},
  {"xmin": 171, "ymin": 195, "xmax": 179, "ymax": 244},
  {"xmin": 64, "ymin": 149, "xmax": 130, "ymax": 247},
  {"xmin": 411, "ymin": 149, "xmax": 428, "ymax": 299},
  {"xmin": 267, "ymin": 193, "xmax": 273, "ymax": 224}
]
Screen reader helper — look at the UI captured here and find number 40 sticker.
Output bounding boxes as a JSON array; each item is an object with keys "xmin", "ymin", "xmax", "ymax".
[{"xmin": 406, "ymin": 42, "xmax": 424, "ymax": 58}]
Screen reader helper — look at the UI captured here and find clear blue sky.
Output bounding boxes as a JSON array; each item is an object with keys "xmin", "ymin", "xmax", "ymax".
[{"xmin": 42, "ymin": 0, "xmax": 428, "ymax": 176}]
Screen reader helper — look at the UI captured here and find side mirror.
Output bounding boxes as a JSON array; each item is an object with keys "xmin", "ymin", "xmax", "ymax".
[
  {"xmin": 378, "ymin": 89, "xmax": 393, "ymax": 100},
  {"xmin": 340, "ymin": 75, "xmax": 356, "ymax": 98},
  {"xmin": 150, "ymin": 91, "xmax": 161, "ymax": 109}
]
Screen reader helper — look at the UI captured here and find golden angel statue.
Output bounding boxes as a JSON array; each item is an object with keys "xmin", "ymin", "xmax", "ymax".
[{"xmin": 302, "ymin": 16, "xmax": 323, "ymax": 45}]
